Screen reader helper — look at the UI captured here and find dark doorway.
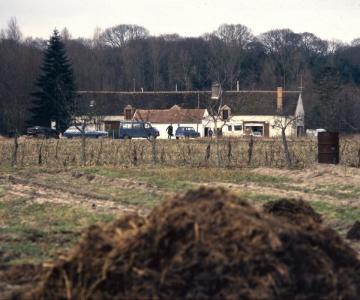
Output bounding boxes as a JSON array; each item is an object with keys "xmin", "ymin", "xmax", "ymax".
[{"xmin": 204, "ymin": 127, "xmax": 209, "ymax": 137}]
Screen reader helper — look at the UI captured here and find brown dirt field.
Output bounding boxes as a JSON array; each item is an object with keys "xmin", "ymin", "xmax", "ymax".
[
  {"xmin": 17, "ymin": 188, "xmax": 360, "ymax": 300},
  {"xmin": 194, "ymin": 165, "xmax": 360, "ymax": 209},
  {"xmin": 0, "ymin": 171, "xmax": 169, "ymax": 216},
  {"xmin": 252, "ymin": 164, "xmax": 360, "ymax": 186},
  {"xmin": 2, "ymin": 164, "xmax": 360, "ymax": 298},
  {"xmin": 0, "ymin": 169, "xmax": 169, "ymax": 298},
  {"xmin": 5, "ymin": 180, "xmax": 141, "ymax": 215}
]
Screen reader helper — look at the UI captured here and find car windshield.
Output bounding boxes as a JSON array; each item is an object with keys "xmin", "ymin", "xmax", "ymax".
[
  {"xmin": 66, "ymin": 126, "xmax": 92, "ymax": 132},
  {"xmin": 66, "ymin": 126, "xmax": 80, "ymax": 132},
  {"xmin": 145, "ymin": 123, "xmax": 152, "ymax": 128}
]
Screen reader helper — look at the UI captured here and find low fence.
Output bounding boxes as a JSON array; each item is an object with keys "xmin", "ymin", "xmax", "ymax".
[{"xmin": 1, "ymin": 136, "xmax": 360, "ymax": 169}]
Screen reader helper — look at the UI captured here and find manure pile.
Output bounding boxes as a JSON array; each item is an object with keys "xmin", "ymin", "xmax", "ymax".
[
  {"xmin": 347, "ymin": 221, "xmax": 360, "ymax": 240},
  {"xmin": 263, "ymin": 198, "xmax": 322, "ymax": 225},
  {"xmin": 18, "ymin": 188, "xmax": 360, "ymax": 300}
]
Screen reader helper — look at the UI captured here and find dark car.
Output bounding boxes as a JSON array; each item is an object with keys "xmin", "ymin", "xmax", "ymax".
[
  {"xmin": 175, "ymin": 126, "xmax": 200, "ymax": 139},
  {"xmin": 63, "ymin": 126, "xmax": 109, "ymax": 139},
  {"xmin": 119, "ymin": 121, "xmax": 159, "ymax": 139},
  {"xmin": 27, "ymin": 126, "xmax": 59, "ymax": 138}
]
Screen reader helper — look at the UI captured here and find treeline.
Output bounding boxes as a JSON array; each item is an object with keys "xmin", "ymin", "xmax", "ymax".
[{"xmin": 1, "ymin": 18, "xmax": 360, "ymax": 135}]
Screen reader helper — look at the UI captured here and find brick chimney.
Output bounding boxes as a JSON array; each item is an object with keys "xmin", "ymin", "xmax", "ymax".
[
  {"xmin": 211, "ymin": 82, "xmax": 221, "ymax": 100},
  {"xmin": 124, "ymin": 105, "xmax": 134, "ymax": 120},
  {"xmin": 277, "ymin": 87, "xmax": 283, "ymax": 113}
]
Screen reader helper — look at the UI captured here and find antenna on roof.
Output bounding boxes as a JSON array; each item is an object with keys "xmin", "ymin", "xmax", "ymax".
[{"xmin": 299, "ymin": 75, "xmax": 304, "ymax": 93}]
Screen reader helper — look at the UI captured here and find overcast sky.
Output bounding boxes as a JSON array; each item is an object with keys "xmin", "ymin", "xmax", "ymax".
[{"xmin": 1, "ymin": 0, "xmax": 360, "ymax": 42}]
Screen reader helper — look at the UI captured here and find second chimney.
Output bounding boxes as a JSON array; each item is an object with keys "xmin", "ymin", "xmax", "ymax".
[
  {"xmin": 211, "ymin": 82, "xmax": 221, "ymax": 100},
  {"xmin": 277, "ymin": 87, "xmax": 283, "ymax": 113}
]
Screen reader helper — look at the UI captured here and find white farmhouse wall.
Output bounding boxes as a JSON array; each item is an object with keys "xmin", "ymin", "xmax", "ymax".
[
  {"xmin": 203, "ymin": 115, "xmax": 296, "ymax": 137},
  {"xmin": 103, "ymin": 116, "xmax": 124, "ymax": 122},
  {"xmin": 232, "ymin": 115, "xmax": 295, "ymax": 137},
  {"xmin": 100, "ymin": 116, "xmax": 125, "ymax": 131}
]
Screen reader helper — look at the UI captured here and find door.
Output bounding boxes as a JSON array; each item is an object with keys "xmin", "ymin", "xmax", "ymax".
[{"xmin": 204, "ymin": 127, "xmax": 209, "ymax": 137}]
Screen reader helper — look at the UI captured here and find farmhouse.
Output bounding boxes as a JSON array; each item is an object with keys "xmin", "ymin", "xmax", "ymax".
[
  {"xmin": 132, "ymin": 105, "xmax": 208, "ymax": 139},
  {"xmin": 219, "ymin": 87, "xmax": 304, "ymax": 137},
  {"xmin": 78, "ymin": 86, "xmax": 304, "ymax": 138}
]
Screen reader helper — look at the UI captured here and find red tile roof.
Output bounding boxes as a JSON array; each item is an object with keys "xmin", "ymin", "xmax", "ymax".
[{"xmin": 133, "ymin": 106, "xmax": 206, "ymax": 124}]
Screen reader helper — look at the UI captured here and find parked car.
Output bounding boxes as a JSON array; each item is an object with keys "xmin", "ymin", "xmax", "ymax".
[
  {"xmin": 251, "ymin": 131, "xmax": 263, "ymax": 137},
  {"xmin": 27, "ymin": 126, "xmax": 59, "ymax": 139},
  {"xmin": 306, "ymin": 128, "xmax": 326, "ymax": 137},
  {"xmin": 175, "ymin": 126, "xmax": 200, "ymax": 139},
  {"xmin": 119, "ymin": 121, "xmax": 159, "ymax": 139},
  {"xmin": 63, "ymin": 126, "xmax": 108, "ymax": 139}
]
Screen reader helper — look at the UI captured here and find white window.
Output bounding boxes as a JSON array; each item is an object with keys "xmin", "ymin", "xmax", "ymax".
[{"xmin": 133, "ymin": 123, "xmax": 142, "ymax": 129}]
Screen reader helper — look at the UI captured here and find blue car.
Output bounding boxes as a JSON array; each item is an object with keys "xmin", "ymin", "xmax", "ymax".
[
  {"xmin": 175, "ymin": 126, "xmax": 200, "ymax": 139},
  {"xmin": 119, "ymin": 121, "xmax": 159, "ymax": 140}
]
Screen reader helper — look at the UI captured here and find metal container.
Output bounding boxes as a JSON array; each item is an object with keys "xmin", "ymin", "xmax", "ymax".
[{"xmin": 318, "ymin": 132, "xmax": 339, "ymax": 164}]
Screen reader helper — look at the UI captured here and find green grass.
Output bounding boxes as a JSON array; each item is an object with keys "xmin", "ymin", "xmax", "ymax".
[
  {"xmin": 0, "ymin": 197, "xmax": 115, "ymax": 264},
  {"xmin": 0, "ymin": 165, "xmax": 19, "ymax": 173},
  {"xmin": 310, "ymin": 184, "xmax": 360, "ymax": 200},
  {"xmin": 82, "ymin": 166, "xmax": 292, "ymax": 191},
  {"xmin": 106, "ymin": 188, "xmax": 166, "ymax": 207},
  {"xmin": 239, "ymin": 191, "xmax": 360, "ymax": 226},
  {"xmin": 2, "ymin": 165, "xmax": 360, "ymax": 266},
  {"xmin": 310, "ymin": 201, "xmax": 360, "ymax": 223},
  {"xmin": 0, "ymin": 186, "xmax": 6, "ymax": 197},
  {"xmin": 0, "ymin": 241, "xmax": 44, "ymax": 264},
  {"xmin": 244, "ymin": 192, "xmax": 281, "ymax": 203}
]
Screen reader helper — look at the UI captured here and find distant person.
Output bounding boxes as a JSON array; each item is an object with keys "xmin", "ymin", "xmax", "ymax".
[
  {"xmin": 208, "ymin": 128, "xmax": 213, "ymax": 138},
  {"xmin": 166, "ymin": 124, "xmax": 173, "ymax": 139}
]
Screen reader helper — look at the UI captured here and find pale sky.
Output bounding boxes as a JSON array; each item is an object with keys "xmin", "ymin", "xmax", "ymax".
[{"xmin": 1, "ymin": 0, "xmax": 360, "ymax": 43}]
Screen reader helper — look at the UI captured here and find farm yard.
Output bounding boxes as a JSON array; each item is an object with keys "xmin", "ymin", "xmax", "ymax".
[{"xmin": 1, "ymin": 137, "xmax": 360, "ymax": 298}]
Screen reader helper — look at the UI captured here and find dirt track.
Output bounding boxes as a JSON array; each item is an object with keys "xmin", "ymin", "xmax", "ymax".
[
  {"xmin": 2, "ymin": 165, "xmax": 360, "ymax": 222},
  {"xmin": 0, "ymin": 171, "xmax": 169, "ymax": 216}
]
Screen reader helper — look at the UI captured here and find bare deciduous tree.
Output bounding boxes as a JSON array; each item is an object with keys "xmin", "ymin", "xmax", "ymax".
[
  {"xmin": 100, "ymin": 24, "xmax": 149, "ymax": 48},
  {"xmin": 6, "ymin": 17, "xmax": 22, "ymax": 42},
  {"xmin": 61, "ymin": 27, "xmax": 72, "ymax": 41},
  {"xmin": 273, "ymin": 115, "xmax": 302, "ymax": 168}
]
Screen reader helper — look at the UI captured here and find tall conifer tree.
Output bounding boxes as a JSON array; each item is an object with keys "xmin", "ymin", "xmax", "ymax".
[{"xmin": 30, "ymin": 29, "xmax": 76, "ymax": 132}]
